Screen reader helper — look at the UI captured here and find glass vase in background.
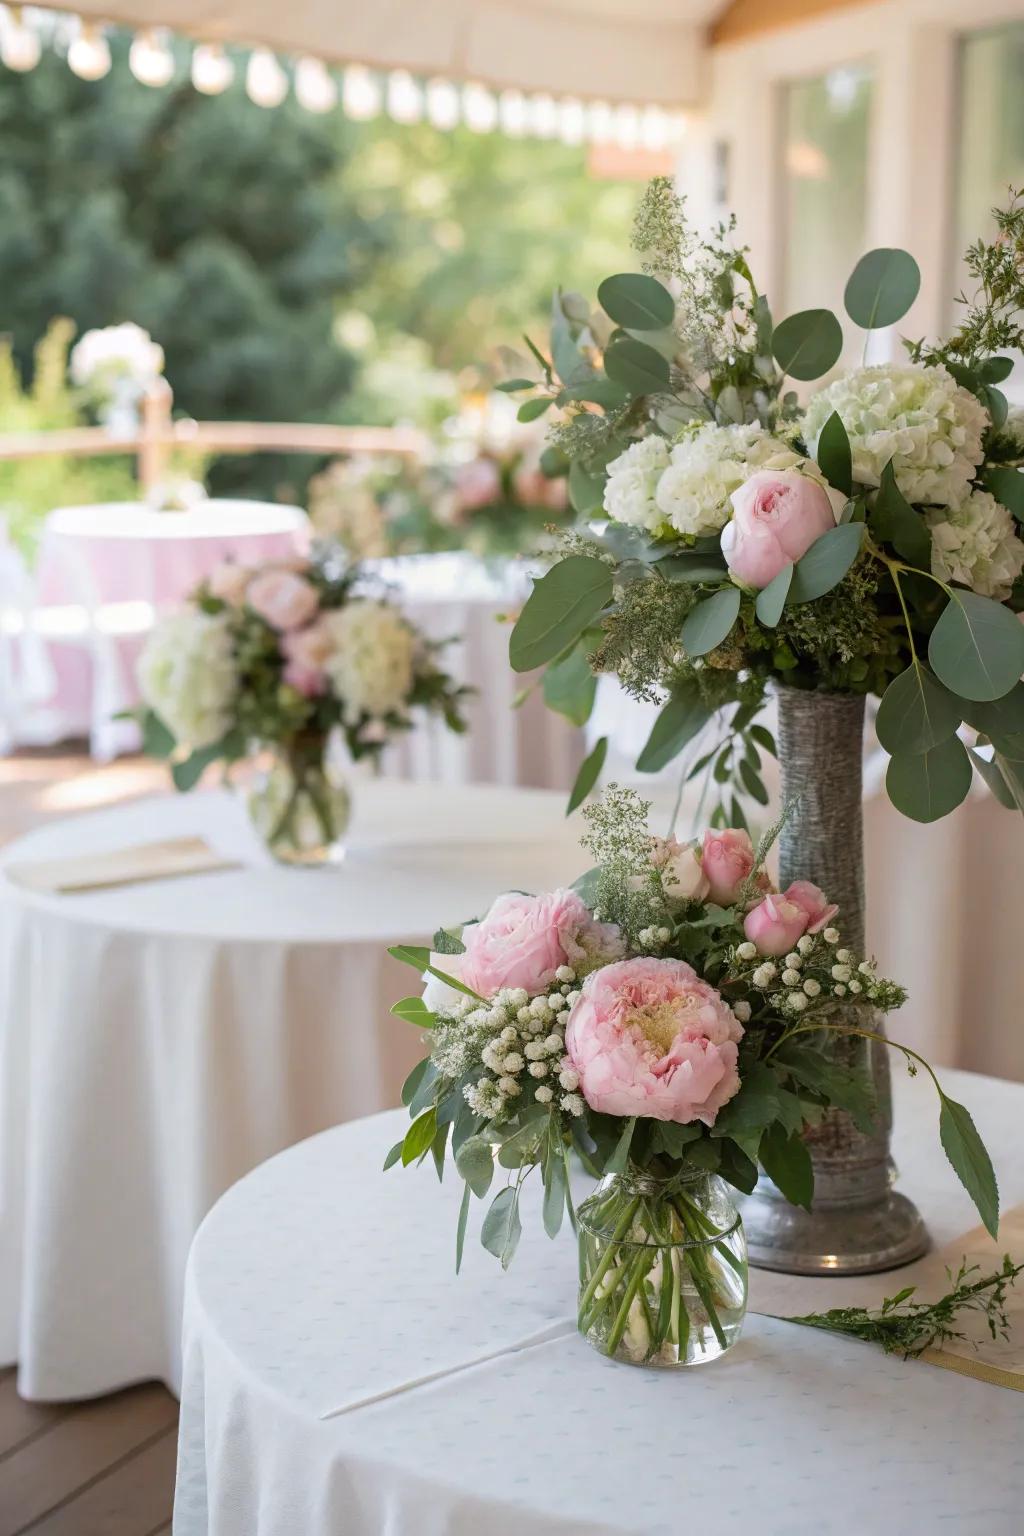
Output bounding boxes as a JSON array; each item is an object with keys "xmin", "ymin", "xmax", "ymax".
[
  {"xmin": 577, "ymin": 1168, "xmax": 747, "ymax": 1368},
  {"xmin": 244, "ymin": 740, "xmax": 351, "ymax": 866}
]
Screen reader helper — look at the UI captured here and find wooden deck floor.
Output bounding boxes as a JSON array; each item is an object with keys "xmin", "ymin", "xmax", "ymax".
[{"xmin": 1, "ymin": 747, "xmax": 180, "ymax": 1536}]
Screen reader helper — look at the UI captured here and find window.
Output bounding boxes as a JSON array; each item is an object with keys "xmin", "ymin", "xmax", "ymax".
[
  {"xmin": 779, "ymin": 65, "xmax": 874, "ymax": 346},
  {"xmin": 953, "ymin": 25, "xmax": 1024, "ymax": 337}
]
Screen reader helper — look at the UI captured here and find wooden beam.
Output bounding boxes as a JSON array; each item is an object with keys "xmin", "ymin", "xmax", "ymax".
[{"xmin": 711, "ymin": 0, "xmax": 866, "ymax": 47}]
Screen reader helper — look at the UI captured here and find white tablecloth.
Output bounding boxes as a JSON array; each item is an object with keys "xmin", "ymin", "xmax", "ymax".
[
  {"xmin": 174, "ymin": 1068, "xmax": 1024, "ymax": 1536},
  {"xmin": 27, "ymin": 500, "xmax": 309, "ymax": 757},
  {"xmin": 0, "ymin": 782, "xmax": 587, "ymax": 1401},
  {"xmin": 372, "ymin": 555, "xmax": 581, "ymax": 791}
]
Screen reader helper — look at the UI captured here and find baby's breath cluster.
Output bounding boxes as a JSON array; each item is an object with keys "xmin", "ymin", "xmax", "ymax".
[
  {"xmin": 433, "ymin": 970, "xmax": 586, "ymax": 1126},
  {"xmin": 727, "ymin": 926, "xmax": 906, "ymax": 1020}
]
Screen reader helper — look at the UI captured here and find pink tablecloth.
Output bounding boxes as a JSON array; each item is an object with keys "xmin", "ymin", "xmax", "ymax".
[{"xmin": 31, "ymin": 501, "xmax": 308, "ymax": 757}]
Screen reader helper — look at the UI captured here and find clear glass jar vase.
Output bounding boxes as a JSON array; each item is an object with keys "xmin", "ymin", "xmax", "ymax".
[
  {"xmin": 245, "ymin": 747, "xmax": 351, "ymax": 866},
  {"xmin": 577, "ymin": 1168, "xmax": 748, "ymax": 1368}
]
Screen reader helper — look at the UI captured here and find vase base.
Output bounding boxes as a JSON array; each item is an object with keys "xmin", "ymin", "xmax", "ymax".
[{"xmin": 740, "ymin": 1187, "xmax": 929, "ymax": 1276}]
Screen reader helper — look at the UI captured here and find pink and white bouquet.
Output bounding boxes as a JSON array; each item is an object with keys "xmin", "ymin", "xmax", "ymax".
[
  {"xmin": 135, "ymin": 547, "xmax": 468, "ymax": 860},
  {"xmin": 388, "ymin": 787, "xmax": 997, "ymax": 1367}
]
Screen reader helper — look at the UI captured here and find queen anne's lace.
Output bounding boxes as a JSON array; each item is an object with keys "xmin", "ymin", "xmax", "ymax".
[
  {"xmin": 137, "ymin": 609, "xmax": 237, "ymax": 747},
  {"xmin": 804, "ymin": 362, "xmax": 987, "ymax": 509},
  {"xmin": 928, "ymin": 489, "xmax": 1024, "ymax": 599}
]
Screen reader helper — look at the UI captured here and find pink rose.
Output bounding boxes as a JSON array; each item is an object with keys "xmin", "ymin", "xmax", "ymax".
[
  {"xmin": 565, "ymin": 957, "xmax": 742, "ymax": 1126},
  {"xmin": 783, "ymin": 879, "xmax": 838, "ymax": 934},
  {"xmin": 743, "ymin": 893, "xmax": 810, "ymax": 956},
  {"xmin": 207, "ymin": 560, "xmax": 252, "ymax": 607},
  {"xmin": 247, "ymin": 570, "xmax": 320, "ymax": 632},
  {"xmin": 455, "ymin": 458, "xmax": 502, "ymax": 514},
  {"xmin": 721, "ymin": 469, "xmax": 845, "ymax": 590},
  {"xmin": 701, "ymin": 828, "xmax": 758, "ymax": 906},
  {"xmin": 280, "ymin": 620, "xmax": 333, "ymax": 697},
  {"xmin": 458, "ymin": 888, "xmax": 624, "ymax": 999}
]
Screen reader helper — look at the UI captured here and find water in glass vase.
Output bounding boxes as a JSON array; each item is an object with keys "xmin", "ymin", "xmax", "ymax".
[
  {"xmin": 245, "ymin": 751, "xmax": 351, "ymax": 866},
  {"xmin": 577, "ymin": 1169, "xmax": 747, "ymax": 1367}
]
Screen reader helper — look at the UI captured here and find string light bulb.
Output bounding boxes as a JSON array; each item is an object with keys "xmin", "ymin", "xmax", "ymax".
[
  {"xmin": 341, "ymin": 65, "xmax": 381, "ymax": 121},
  {"xmin": 246, "ymin": 48, "xmax": 287, "ymax": 108},
  {"xmin": 68, "ymin": 21, "xmax": 111, "ymax": 81},
  {"xmin": 191, "ymin": 42, "xmax": 233, "ymax": 95},
  {"xmin": 129, "ymin": 30, "xmax": 174, "ymax": 88},
  {"xmin": 386, "ymin": 70, "xmax": 422, "ymax": 125},
  {"xmin": 424, "ymin": 78, "xmax": 459, "ymax": 131},
  {"xmin": 497, "ymin": 90, "xmax": 527, "ymax": 137},
  {"xmin": 294, "ymin": 55, "xmax": 336, "ymax": 112},
  {"xmin": 1, "ymin": 7, "xmax": 41, "ymax": 72},
  {"xmin": 462, "ymin": 82, "xmax": 497, "ymax": 134}
]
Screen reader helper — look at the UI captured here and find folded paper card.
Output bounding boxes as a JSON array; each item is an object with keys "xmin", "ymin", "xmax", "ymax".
[{"xmin": 6, "ymin": 836, "xmax": 238, "ymax": 894}]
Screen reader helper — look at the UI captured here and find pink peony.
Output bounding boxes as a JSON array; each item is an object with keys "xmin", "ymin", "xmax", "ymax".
[
  {"xmin": 280, "ymin": 619, "xmax": 333, "ymax": 697},
  {"xmin": 701, "ymin": 828, "xmax": 758, "ymax": 906},
  {"xmin": 207, "ymin": 560, "xmax": 253, "ymax": 607},
  {"xmin": 565, "ymin": 957, "xmax": 742, "ymax": 1126},
  {"xmin": 454, "ymin": 457, "xmax": 502, "ymax": 514},
  {"xmin": 247, "ymin": 569, "xmax": 320, "ymax": 632},
  {"xmin": 743, "ymin": 893, "xmax": 810, "ymax": 956},
  {"xmin": 784, "ymin": 879, "xmax": 838, "ymax": 934},
  {"xmin": 457, "ymin": 888, "xmax": 624, "ymax": 999},
  {"xmin": 721, "ymin": 469, "xmax": 845, "ymax": 590}
]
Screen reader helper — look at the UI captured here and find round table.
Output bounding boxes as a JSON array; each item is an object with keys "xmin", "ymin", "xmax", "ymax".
[
  {"xmin": 30, "ymin": 500, "xmax": 309, "ymax": 757},
  {"xmin": 0, "ymin": 781, "xmax": 587, "ymax": 1401},
  {"xmin": 174, "ymin": 1067, "xmax": 1024, "ymax": 1535}
]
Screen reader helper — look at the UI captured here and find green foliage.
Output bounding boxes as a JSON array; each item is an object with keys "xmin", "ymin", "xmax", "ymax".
[
  {"xmin": 908, "ymin": 188, "xmax": 1024, "ymax": 368},
  {"xmin": 566, "ymin": 735, "xmax": 607, "ymax": 815},
  {"xmin": 0, "ymin": 322, "xmax": 136, "ymax": 554},
  {"xmin": 939, "ymin": 1093, "xmax": 1000, "ymax": 1238},
  {"xmin": 875, "ymin": 664, "xmax": 962, "ymax": 755},
  {"xmin": 928, "ymin": 590, "xmax": 1024, "ymax": 702},
  {"xmin": 786, "ymin": 523, "xmax": 864, "ymax": 604},
  {"xmin": 680, "ymin": 586, "xmax": 741, "ymax": 657},
  {"xmin": 771, "ymin": 308, "xmax": 844, "ymax": 380},
  {"xmin": 509, "ymin": 556, "xmax": 613, "ymax": 672},
  {"xmin": 843, "ymin": 248, "xmax": 921, "ymax": 330},
  {"xmin": 886, "ymin": 736, "xmax": 973, "ymax": 822}
]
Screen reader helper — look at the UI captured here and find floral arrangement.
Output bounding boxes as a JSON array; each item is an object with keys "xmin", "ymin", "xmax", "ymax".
[
  {"xmin": 503, "ymin": 181, "xmax": 1024, "ymax": 825},
  {"xmin": 134, "ymin": 548, "xmax": 469, "ymax": 859},
  {"xmin": 387, "ymin": 787, "xmax": 997, "ymax": 1366},
  {"xmin": 69, "ymin": 322, "xmax": 166, "ymax": 435},
  {"xmin": 308, "ymin": 394, "xmax": 569, "ymax": 560}
]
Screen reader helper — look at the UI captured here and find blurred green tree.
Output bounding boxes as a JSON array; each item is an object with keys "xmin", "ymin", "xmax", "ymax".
[{"xmin": 0, "ymin": 31, "xmax": 634, "ymax": 505}]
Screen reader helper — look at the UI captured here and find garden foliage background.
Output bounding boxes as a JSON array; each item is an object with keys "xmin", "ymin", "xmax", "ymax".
[{"xmin": 0, "ymin": 31, "xmax": 636, "ymax": 541}]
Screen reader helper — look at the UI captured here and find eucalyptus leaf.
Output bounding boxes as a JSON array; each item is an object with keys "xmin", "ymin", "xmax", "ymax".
[
  {"xmin": 636, "ymin": 691, "xmax": 712, "ymax": 773},
  {"xmin": 787, "ymin": 522, "xmax": 863, "ymax": 604},
  {"xmin": 739, "ymin": 758, "xmax": 769, "ymax": 805},
  {"xmin": 815, "ymin": 411, "xmax": 852, "ymax": 497},
  {"xmin": 978, "ymin": 356, "xmax": 1014, "ymax": 384},
  {"xmin": 656, "ymin": 553, "xmax": 729, "ymax": 583},
  {"xmin": 968, "ymin": 747, "xmax": 1016, "ymax": 809},
  {"xmin": 568, "ymin": 459, "xmax": 607, "ymax": 516},
  {"xmin": 886, "ymin": 736, "xmax": 972, "ymax": 822},
  {"xmin": 871, "ymin": 460, "xmax": 931, "ymax": 569},
  {"xmin": 509, "ymin": 556, "xmax": 612, "ymax": 673},
  {"xmin": 939, "ymin": 1093, "xmax": 999, "ymax": 1238},
  {"xmin": 982, "ymin": 385, "xmax": 1008, "ymax": 431},
  {"xmin": 603, "ymin": 336, "xmax": 671, "ymax": 397},
  {"xmin": 400, "ymin": 1057, "xmax": 431, "ymax": 1108},
  {"xmin": 927, "ymin": 591, "xmax": 1024, "ymax": 702},
  {"xmin": 606, "ymin": 1116, "xmax": 636, "ymax": 1175},
  {"xmin": 566, "ymin": 736, "xmax": 608, "ymax": 815},
  {"xmin": 985, "ymin": 466, "xmax": 1024, "ymax": 523},
  {"xmin": 558, "ymin": 380, "xmax": 630, "ymax": 410},
  {"xmin": 455, "ymin": 1135, "xmax": 495, "ymax": 1198},
  {"xmin": 598, "ymin": 272, "xmax": 675, "ymax": 330},
  {"xmin": 496, "ymin": 378, "xmax": 535, "ymax": 392},
  {"xmin": 680, "ymin": 585, "xmax": 741, "ymax": 657},
  {"xmin": 383, "ymin": 1140, "xmax": 404, "ymax": 1172},
  {"xmin": 754, "ymin": 563, "xmax": 793, "ymax": 627},
  {"xmin": 542, "ymin": 1139, "xmax": 567, "ymax": 1239},
  {"xmin": 771, "ymin": 308, "xmax": 843, "ymax": 381},
  {"xmin": 844, "ymin": 248, "xmax": 921, "ymax": 328},
  {"xmin": 455, "ymin": 1181, "xmax": 472, "ymax": 1273},
  {"xmin": 874, "ymin": 664, "xmax": 962, "ymax": 755},
  {"xmin": 543, "ymin": 640, "xmax": 598, "ymax": 726},
  {"xmin": 480, "ymin": 1185, "xmax": 522, "ymax": 1269},
  {"xmin": 959, "ymin": 683, "xmax": 1024, "ymax": 739},
  {"xmin": 401, "ymin": 1108, "xmax": 437, "ymax": 1166},
  {"xmin": 759, "ymin": 1123, "xmax": 814, "ymax": 1211},
  {"xmin": 171, "ymin": 741, "xmax": 222, "ymax": 792},
  {"xmin": 141, "ymin": 710, "xmax": 176, "ymax": 758}
]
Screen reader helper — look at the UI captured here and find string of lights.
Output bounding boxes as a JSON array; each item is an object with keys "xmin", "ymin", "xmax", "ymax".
[{"xmin": 0, "ymin": 6, "xmax": 688, "ymax": 148}]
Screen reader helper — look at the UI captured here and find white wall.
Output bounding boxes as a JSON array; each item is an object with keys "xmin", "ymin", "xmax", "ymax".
[{"xmin": 683, "ymin": 0, "xmax": 1024, "ymax": 351}]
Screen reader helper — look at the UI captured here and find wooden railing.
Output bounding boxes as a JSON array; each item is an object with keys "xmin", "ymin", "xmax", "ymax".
[{"xmin": 0, "ymin": 382, "xmax": 429, "ymax": 494}]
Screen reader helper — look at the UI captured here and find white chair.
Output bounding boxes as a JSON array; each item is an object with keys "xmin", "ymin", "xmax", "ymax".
[{"xmin": 0, "ymin": 523, "xmax": 56, "ymax": 754}]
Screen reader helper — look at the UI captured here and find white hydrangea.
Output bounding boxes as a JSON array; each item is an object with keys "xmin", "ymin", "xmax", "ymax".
[
  {"xmin": 70, "ymin": 322, "xmax": 165, "ymax": 393},
  {"xmin": 927, "ymin": 489, "xmax": 1024, "ymax": 600},
  {"xmin": 136, "ymin": 607, "xmax": 237, "ymax": 748},
  {"xmin": 804, "ymin": 362, "xmax": 987, "ymax": 509},
  {"xmin": 322, "ymin": 599, "xmax": 415, "ymax": 725},
  {"xmin": 602, "ymin": 436, "xmax": 670, "ymax": 532},
  {"xmin": 653, "ymin": 423, "xmax": 798, "ymax": 537}
]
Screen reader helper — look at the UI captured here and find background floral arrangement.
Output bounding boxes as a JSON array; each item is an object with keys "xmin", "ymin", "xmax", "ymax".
[
  {"xmin": 308, "ymin": 393, "xmax": 569, "ymax": 560},
  {"xmin": 504, "ymin": 181, "xmax": 1024, "ymax": 826},
  {"xmin": 134, "ymin": 546, "xmax": 469, "ymax": 790},
  {"xmin": 387, "ymin": 787, "xmax": 997, "ymax": 1364}
]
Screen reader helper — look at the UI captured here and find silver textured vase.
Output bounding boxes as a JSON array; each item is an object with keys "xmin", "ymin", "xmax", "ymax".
[{"xmin": 740, "ymin": 686, "xmax": 929, "ymax": 1275}]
